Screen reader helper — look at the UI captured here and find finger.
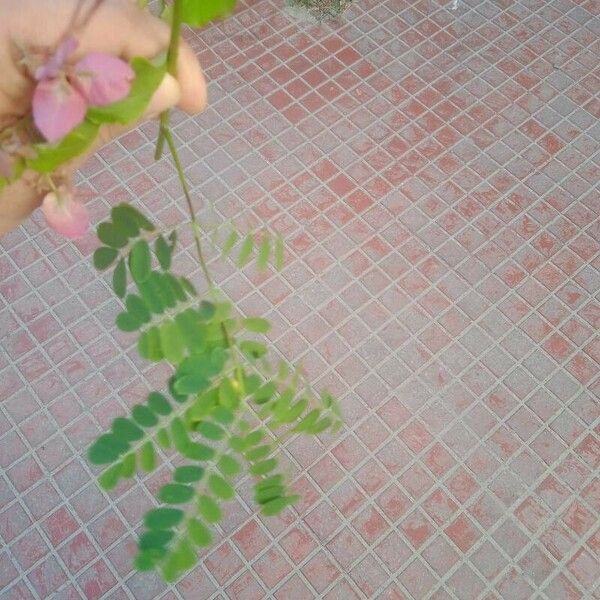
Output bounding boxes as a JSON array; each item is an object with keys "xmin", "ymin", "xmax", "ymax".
[
  {"xmin": 174, "ymin": 41, "xmax": 207, "ymax": 113},
  {"xmin": 0, "ymin": 176, "xmax": 43, "ymax": 236},
  {"xmin": 91, "ymin": 72, "xmax": 180, "ymax": 149},
  {"xmin": 146, "ymin": 73, "xmax": 181, "ymax": 118}
]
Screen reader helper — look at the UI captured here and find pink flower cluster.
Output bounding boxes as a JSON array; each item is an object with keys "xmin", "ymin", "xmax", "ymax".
[
  {"xmin": 32, "ymin": 37, "xmax": 134, "ymax": 239},
  {"xmin": 33, "ymin": 36, "xmax": 134, "ymax": 142}
]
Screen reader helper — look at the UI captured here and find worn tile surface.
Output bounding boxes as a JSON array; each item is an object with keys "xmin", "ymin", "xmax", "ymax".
[{"xmin": 1, "ymin": 0, "xmax": 599, "ymax": 598}]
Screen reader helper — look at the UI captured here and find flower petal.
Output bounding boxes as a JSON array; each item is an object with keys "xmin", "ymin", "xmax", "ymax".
[
  {"xmin": 32, "ymin": 79, "xmax": 87, "ymax": 143},
  {"xmin": 35, "ymin": 36, "xmax": 78, "ymax": 81},
  {"xmin": 73, "ymin": 53, "xmax": 134, "ymax": 106},
  {"xmin": 42, "ymin": 189, "xmax": 89, "ymax": 239}
]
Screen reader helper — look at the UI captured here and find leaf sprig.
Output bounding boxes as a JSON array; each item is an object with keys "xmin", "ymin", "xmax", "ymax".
[{"xmin": 89, "ymin": 204, "xmax": 342, "ymax": 581}]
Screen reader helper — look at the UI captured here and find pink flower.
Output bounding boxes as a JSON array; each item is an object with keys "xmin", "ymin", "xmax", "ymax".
[
  {"xmin": 32, "ymin": 37, "xmax": 134, "ymax": 143},
  {"xmin": 42, "ymin": 188, "xmax": 90, "ymax": 239}
]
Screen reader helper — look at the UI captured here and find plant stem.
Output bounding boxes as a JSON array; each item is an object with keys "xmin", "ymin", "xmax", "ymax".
[
  {"xmin": 158, "ymin": 0, "xmax": 245, "ymax": 395},
  {"xmin": 163, "ymin": 128, "xmax": 212, "ymax": 285},
  {"xmin": 154, "ymin": 0, "xmax": 184, "ymax": 159}
]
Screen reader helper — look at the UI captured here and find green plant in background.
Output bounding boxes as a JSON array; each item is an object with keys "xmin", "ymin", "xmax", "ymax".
[
  {"xmin": 0, "ymin": 0, "xmax": 343, "ymax": 583},
  {"xmin": 286, "ymin": 0, "xmax": 352, "ymax": 20}
]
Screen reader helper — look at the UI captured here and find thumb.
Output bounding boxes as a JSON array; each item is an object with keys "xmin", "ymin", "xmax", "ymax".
[{"xmin": 96, "ymin": 72, "xmax": 180, "ymax": 145}]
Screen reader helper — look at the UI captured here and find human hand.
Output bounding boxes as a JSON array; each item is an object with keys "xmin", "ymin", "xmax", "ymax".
[{"xmin": 0, "ymin": 0, "xmax": 207, "ymax": 236}]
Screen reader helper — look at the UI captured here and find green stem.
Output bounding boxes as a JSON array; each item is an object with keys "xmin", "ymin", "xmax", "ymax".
[
  {"xmin": 163, "ymin": 128, "xmax": 212, "ymax": 285},
  {"xmin": 159, "ymin": 0, "xmax": 246, "ymax": 405},
  {"xmin": 158, "ymin": 0, "xmax": 245, "ymax": 396},
  {"xmin": 154, "ymin": 0, "xmax": 184, "ymax": 159}
]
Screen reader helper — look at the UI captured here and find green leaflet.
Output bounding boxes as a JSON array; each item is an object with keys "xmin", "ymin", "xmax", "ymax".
[
  {"xmin": 138, "ymin": 327, "xmax": 163, "ymax": 361},
  {"xmin": 196, "ymin": 421, "xmax": 225, "ymax": 441},
  {"xmin": 255, "ymin": 484, "xmax": 284, "ymax": 504},
  {"xmin": 88, "ymin": 433, "xmax": 129, "ymax": 465},
  {"xmin": 237, "ymin": 233, "xmax": 253, "ymax": 267},
  {"xmin": 156, "ymin": 235, "xmax": 172, "ymax": 270},
  {"xmin": 111, "ymin": 205, "xmax": 140, "ymax": 238},
  {"xmin": 27, "ymin": 120, "xmax": 99, "ymax": 173},
  {"xmin": 148, "ymin": 271, "xmax": 177, "ymax": 310},
  {"xmin": 144, "ymin": 508, "xmax": 184, "ymax": 530},
  {"xmin": 98, "ymin": 222, "xmax": 129, "ymax": 249},
  {"xmin": 112, "ymin": 417, "xmax": 144, "ymax": 442},
  {"xmin": 250, "ymin": 458, "xmax": 277, "ymax": 476},
  {"xmin": 160, "ymin": 320, "xmax": 185, "ymax": 365},
  {"xmin": 174, "ymin": 465, "xmax": 205, "ymax": 483},
  {"xmin": 243, "ymin": 317, "xmax": 270, "ymax": 333},
  {"xmin": 218, "ymin": 454, "xmax": 241, "ymax": 477},
  {"xmin": 139, "ymin": 529, "xmax": 174, "ymax": 550},
  {"xmin": 170, "ymin": 417, "xmax": 192, "ymax": 453},
  {"xmin": 239, "ymin": 340, "xmax": 267, "ymax": 359},
  {"xmin": 255, "ymin": 475, "xmax": 285, "ymax": 504},
  {"xmin": 244, "ymin": 430, "xmax": 264, "ymax": 447},
  {"xmin": 139, "ymin": 441, "xmax": 156, "ymax": 472},
  {"xmin": 126, "ymin": 294, "xmax": 151, "ymax": 324},
  {"xmin": 157, "ymin": 428, "xmax": 171, "ymax": 449},
  {"xmin": 293, "ymin": 409, "xmax": 320, "ymax": 433},
  {"xmin": 245, "ymin": 445, "xmax": 271, "ymax": 461},
  {"xmin": 93, "ymin": 247, "xmax": 119, "ymax": 270},
  {"xmin": 212, "ymin": 406, "xmax": 234, "ymax": 425},
  {"xmin": 275, "ymin": 234, "xmax": 285, "ymax": 270},
  {"xmin": 197, "ymin": 495, "xmax": 221, "ymax": 523},
  {"xmin": 217, "ymin": 380, "xmax": 239, "ymax": 410},
  {"xmin": 87, "ymin": 58, "xmax": 166, "ymax": 124},
  {"xmin": 223, "ymin": 229, "xmax": 238, "ymax": 255},
  {"xmin": 257, "ymin": 237, "xmax": 270, "ymax": 271},
  {"xmin": 198, "ymin": 300, "xmax": 216, "ymax": 320},
  {"xmin": 132, "ymin": 404, "xmax": 159, "ymax": 427},
  {"xmin": 188, "ymin": 518, "xmax": 212, "ymax": 547},
  {"xmin": 114, "ymin": 203, "xmax": 154, "ymax": 232},
  {"xmin": 175, "ymin": 309, "xmax": 205, "ymax": 354},
  {"xmin": 98, "ymin": 463, "xmax": 123, "ymax": 490},
  {"xmin": 261, "ymin": 495, "xmax": 299, "ymax": 516},
  {"xmin": 164, "ymin": 272, "xmax": 186, "ymax": 302},
  {"xmin": 116, "ymin": 311, "xmax": 141, "ymax": 332},
  {"xmin": 208, "ymin": 474, "xmax": 235, "ymax": 500},
  {"xmin": 113, "ymin": 258, "xmax": 127, "ymax": 298},
  {"xmin": 147, "ymin": 392, "xmax": 172, "ymax": 415},
  {"xmin": 159, "ymin": 483, "xmax": 194, "ymax": 504},
  {"xmin": 253, "ymin": 381, "xmax": 276, "ymax": 404},
  {"xmin": 120, "ymin": 453, "xmax": 136, "ymax": 478},
  {"xmin": 181, "ymin": 0, "xmax": 236, "ymax": 27},
  {"xmin": 129, "ymin": 240, "xmax": 152, "ymax": 283}
]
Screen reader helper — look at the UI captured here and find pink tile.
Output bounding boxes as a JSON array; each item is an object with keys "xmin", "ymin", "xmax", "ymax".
[
  {"xmin": 204, "ymin": 541, "xmax": 243, "ymax": 586},
  {"xmin": 58, "ymin": 531, "xmax": 97, "ymax": 575},
  {"xmin": 302, "ymin": 551, "xmax": 341, "ymax": 593},
  {"xmin": 232, "ymin": 520, "xmax": 269, "ymax": 560},
  {"xmin": 2, "ymin": 2, "xmax": 599, "ymax": 597},
  {"xmin": 77, "ymin": 560, "xmax": 117, "ymax": 600}
]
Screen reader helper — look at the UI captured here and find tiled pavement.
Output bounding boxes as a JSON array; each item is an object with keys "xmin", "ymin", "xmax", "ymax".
[{"xmin": 1, "ymin": 0, "xmax": 599, "ymax": 598}]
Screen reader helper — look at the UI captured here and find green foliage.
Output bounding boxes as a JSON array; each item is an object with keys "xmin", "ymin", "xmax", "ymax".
[
  {"xmin": 27, "ymin": 120, "xmax": 100, "ymax": 173},
  {"xmin": 218, "ymin": 224, "xmax": 285, "ymax": 272},
  {"xmin": 181, "ymin": 0, "xmax": 236, "ymax": 27}
]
